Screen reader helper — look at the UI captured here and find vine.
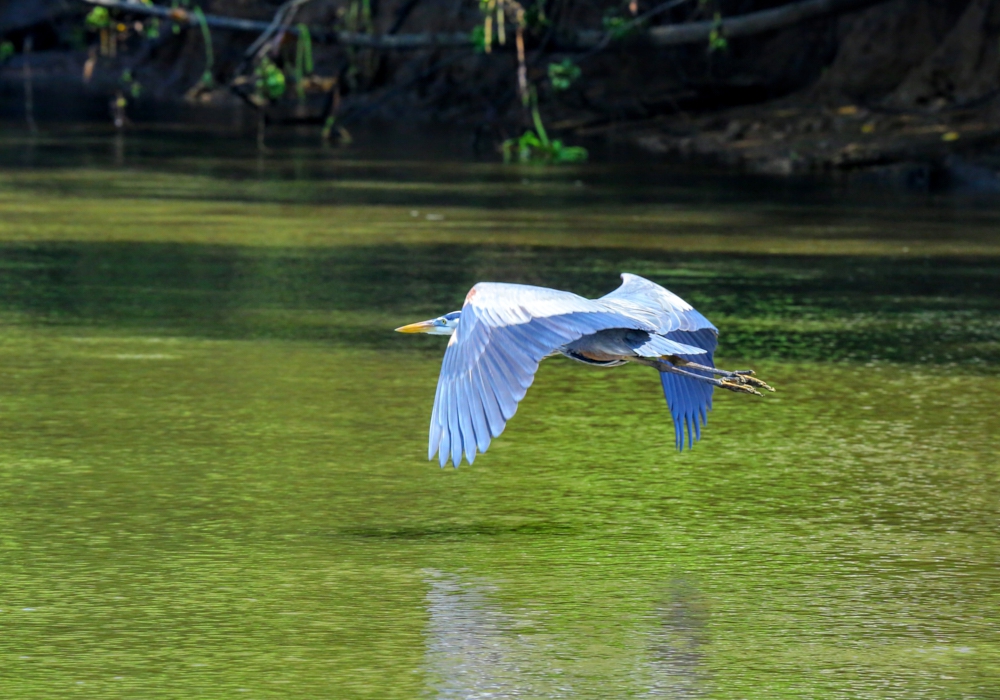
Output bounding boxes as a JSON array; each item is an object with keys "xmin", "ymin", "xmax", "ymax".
[
  {"xmin": 193, "ymin": 6, "xmax": 214, "ymax": 87},
  {"xmin": 477, "ymin": 0, "xmax": 587, "ymax": 164},
  {"xmin": 294, "ymin": 23, "xmax": 314, "ymax": 104},
  {"xmin": 502, "ymin": 88, "xmax": 587, "ymax": 164}
]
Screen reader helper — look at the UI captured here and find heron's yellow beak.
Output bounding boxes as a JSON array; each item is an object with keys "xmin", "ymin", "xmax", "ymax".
[{"xmin": 395, "ymin": 320, "xmax": 437, "ymax": 334}]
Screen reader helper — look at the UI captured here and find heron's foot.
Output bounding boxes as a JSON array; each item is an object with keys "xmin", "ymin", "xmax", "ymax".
[
  {"xmin": 644, "ymin": 357, "xmax": 774, "ymax": 394},
  {"xmin": 729, "ymin": 372, "xmax": 775, "ymax": 392},
  {"xmin": 720, "ymin": 379, "xmax": 763, "ymax": 396},
  {"xmin": 666, "ymin": 359, "xmax": 775, "ymax": 392}
]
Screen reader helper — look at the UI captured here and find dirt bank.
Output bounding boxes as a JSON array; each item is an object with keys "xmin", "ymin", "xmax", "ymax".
[
  {"xmin": 611, "ymin": 0, "xmax": 1000, "ymax": 190},
  {"xmin": 1, "ymin": 0, "xmax": 998, "ymax": 188}
]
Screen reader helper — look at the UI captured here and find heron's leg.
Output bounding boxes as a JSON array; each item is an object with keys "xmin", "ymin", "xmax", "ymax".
[
  {"xmin": 631, "ymin": 358, "xmax": 763, "ymax": 396},
  {"xmin": 661, "ymin": 356, "xmax": 774, "ymax": 392}
]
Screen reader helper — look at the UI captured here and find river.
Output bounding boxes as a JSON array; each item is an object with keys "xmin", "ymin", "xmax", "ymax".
[{"xmin": 0, "ymin": 126, "xmax": 997, "ymax": 698}]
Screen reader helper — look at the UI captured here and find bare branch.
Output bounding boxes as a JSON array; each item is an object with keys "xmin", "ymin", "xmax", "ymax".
[
  {"xmin": 80, "ymin": 0, "xmax": 893, "ymax": 51},
  {"xmin": 79, "ymin": 0, "xmax": 472, "ymax": 48},
  {"xmin": 243, "ymin": 0, "xmax": 313, "ymax": 61}
]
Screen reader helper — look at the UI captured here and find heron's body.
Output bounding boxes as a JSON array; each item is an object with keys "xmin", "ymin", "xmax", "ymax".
[
  {"xmin": 560, "ymin": 328, "xmax": 694, "ymax": 365},
  {"xmin": 397, "ymin": 273, "xmax": 772, "ymax": 467}
]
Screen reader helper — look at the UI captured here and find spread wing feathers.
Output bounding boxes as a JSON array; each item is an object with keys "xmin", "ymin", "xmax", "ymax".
[
  {"xmin": 658, "ymin": 328, "xmax": 719, "ymax": 451},
  {"xmin": 430, "ymin": 282, "xmax": 655, "ymax": 467},
  {"xmin": 600, "ymin": 273, "xmax": 718, "ymax": 336}
]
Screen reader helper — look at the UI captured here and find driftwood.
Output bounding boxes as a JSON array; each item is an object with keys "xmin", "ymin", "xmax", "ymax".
[
  {"xmin": 80, "ymin": 0, "xmax": 892, "ymax": 50},
  {"xmin": 642, "ymin": 0, "xmax": 893, "ymax": 48},
  {"xmin": 574, "ymin": 0, "xmax": 896, "ymax": 47}
]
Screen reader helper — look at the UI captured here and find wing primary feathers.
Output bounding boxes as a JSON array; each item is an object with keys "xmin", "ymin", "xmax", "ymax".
[
  {"xmin": 464, "ymin": 374, "xmax": 491, "ymax": 455},
  {"xmin": 492, "ymin": 337, "xmax": 536, "ymax": 389},
  {"xmin": 492, "ymin": 347, "xmax": 533, "ymax": 397},
  {"xmin": 479, "ymin": 355, "xmax": 515, "ymax": 426},
  {"xmin": 472, "ymin": 363, "xmax": 504, "ymax": 439},
  {"xmin": 449, "ymin": 382, "xmax": 464, "ymax": 467},
  {"xmin": 442, "ymin": 381, "xmax": 456, "ymax": 467},
  {"xmin": 482, "ymin": 354, "xmax": 519, "ymax": 420},
  {"xmin": 428, "ymin": 392, "xmax": 441, "ymax": 462},
  {"xmin": 438, "ymin": 400, "xmax": 452, "ymax": 468},
  {"xmin": 456, "ymin": 377, "xmax": 477, "ymax": 465},
  {"xmin": 484, "ymin": 345, "xmax": 522, "ymax": 393}
]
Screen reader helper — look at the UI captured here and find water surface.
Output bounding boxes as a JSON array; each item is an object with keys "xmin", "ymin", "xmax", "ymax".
[{"xmin": 0, "ymin": 127, "xmax": 998, "ymax": 699}]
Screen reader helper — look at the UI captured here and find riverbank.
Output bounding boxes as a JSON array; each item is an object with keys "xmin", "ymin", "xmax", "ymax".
[
  {"xmin": 609, "ymin": 95, "xmax": 1000, "ymax": 192},
  {"xmin": 2, "ymin": 0, "xmax": 998, "ymax": 190}
]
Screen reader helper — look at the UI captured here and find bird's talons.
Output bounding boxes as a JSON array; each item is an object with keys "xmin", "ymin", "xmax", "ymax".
[
  {"xmin": 720, "ymin": 380, "xmax": 763, "ymax": 396},
  {"xmin": 727, "ymin": 370, "xmax": 774, "ymax": 392},
  {"xmin": 738, "ymin": 374, "xmax": 775, "ymax": 392}
]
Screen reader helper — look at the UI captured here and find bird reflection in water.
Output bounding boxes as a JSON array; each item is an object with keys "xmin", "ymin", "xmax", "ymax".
[
  {"xmin": 423, "ymin": 570, "xmax": 555, "ymax": 699},
  {"xmin": 424, "ymin": 571, "xmax": 707, "ymax": 698},
  {"xmin": 640, "ymin": 580, "xmax": 708, "ymax": 698}
]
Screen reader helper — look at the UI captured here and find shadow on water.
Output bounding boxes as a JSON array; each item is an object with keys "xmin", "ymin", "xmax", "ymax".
[{"xmin": 337, "ymin": 522, "xmax": 578, "ymax": 540}]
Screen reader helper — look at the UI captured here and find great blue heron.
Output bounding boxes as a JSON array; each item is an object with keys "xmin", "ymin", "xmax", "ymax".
[{"xmin": 397, "ymin": 273, "xmax": 772, "ymax": 467}]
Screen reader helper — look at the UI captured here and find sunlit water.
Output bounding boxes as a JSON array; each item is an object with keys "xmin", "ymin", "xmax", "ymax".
[{"xmin": 0, "ymin": 127, "xmax": 998, "ymax": 699}]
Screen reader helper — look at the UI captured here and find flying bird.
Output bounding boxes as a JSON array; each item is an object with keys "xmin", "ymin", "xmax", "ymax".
[{"xmin": 396, "ymin": 273, "xmax": 772, "ymax": 467}]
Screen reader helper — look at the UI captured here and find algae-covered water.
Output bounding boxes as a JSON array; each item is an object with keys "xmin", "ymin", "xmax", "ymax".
[{"xmin": 0, "ymin": 128, "xmax": 998, "ymax": 699}]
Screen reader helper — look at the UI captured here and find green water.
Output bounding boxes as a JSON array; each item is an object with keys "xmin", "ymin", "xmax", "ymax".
[{"xmin": 1, "ymin": 128, "xmax": 999, "ymax": 699}]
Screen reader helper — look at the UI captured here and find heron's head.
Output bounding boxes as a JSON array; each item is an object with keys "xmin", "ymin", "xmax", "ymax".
[{"xmin": 395, "ymin": 311, "xmax": 461, "ymax": 336}]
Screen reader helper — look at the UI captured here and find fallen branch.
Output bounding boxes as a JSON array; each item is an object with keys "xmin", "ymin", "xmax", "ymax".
[
  {"xmin": 80, "ymin": 0, "xmax": 892, "ymax": 51},
  {"xmin": 573, "ymin": 0, "xmax": 893, "ymax": 48}
]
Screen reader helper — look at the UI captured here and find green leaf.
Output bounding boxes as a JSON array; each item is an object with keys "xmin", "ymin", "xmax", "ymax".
[
  {"xmin": 708, "ymin": 12, "xmax": 728, "ymax": 52},
  {"xmin": 85, "ymin": 7, "xmax": 111, "ymax": 30},
  {"xmin": 470, "ymin": 25, "xmax": 486, "ymax": 53},
  {"xmin": 523, "ymin": 2, "xmax": 549, "ymax": 30},
  {"xmin": 501, "ymin": 130, "xmax": 588, "ymax": 165},
  {"xmin": 553, "ymin": 144, "xmax": 588, "ymax": 163},
  {"xmin": 602, "ymin": 12, "xmax": 631, "ymax": 40},
  {"xmin": 256, "ymin": 59, "xmax": 286, "ymax": 100},
  {"xmin": 548, "ymin": 60, "xmax": 581, "ymax": 91}
]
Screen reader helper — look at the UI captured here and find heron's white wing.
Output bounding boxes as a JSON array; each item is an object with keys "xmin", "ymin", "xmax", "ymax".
[
  {"xmin": 430, "ymin": 282, "xmax": 654, "ymax": 467},
  {"xmin": 599, "ymin": 273, "xmax": 718, "ymax": 335},
  {"xmin": 601, "ymin": 274, "xmax": 720, "ymax": 450}
]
